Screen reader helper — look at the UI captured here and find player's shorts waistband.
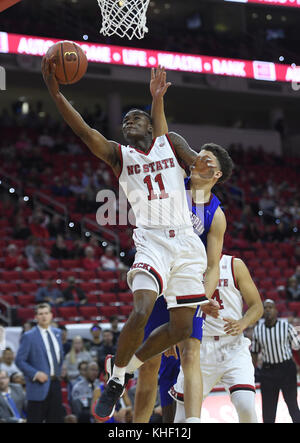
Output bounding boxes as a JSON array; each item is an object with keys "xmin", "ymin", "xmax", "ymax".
[
  {"xmin": 201, "ymin": 335, "xmax": 240, "ymax": 343},
  {"xmin": 138, "ymin": 225, "xmax": 193, "ymax": 238}
]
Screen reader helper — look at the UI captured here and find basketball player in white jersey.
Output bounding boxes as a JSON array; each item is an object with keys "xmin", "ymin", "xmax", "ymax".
[
  {"xmin": 169, "ymin": 254, "xmax": 264, "ymax": 423},
  {"xmin": 133, "ymin": 67, "xmax": 232, "ymax": 423},
  {"xmin": 42, "ymin": 58, "xmax": 219, "ymax": 422}
]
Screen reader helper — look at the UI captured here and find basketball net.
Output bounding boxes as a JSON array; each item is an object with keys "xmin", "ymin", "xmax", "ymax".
[{"xmin": 97, "ymin": 0, "xmax": 150, "ymax": 40}]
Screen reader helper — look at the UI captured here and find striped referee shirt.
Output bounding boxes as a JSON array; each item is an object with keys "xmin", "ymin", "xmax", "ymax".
[{"xmin": 251, "ymin": 319, "xmax": 300, "ymax": 365}]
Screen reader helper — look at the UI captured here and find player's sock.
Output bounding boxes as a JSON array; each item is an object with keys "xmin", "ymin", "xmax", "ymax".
[
  {"xmin": 185, "ymin": 417, "xmax": 201, "ymax": 423},
  {"xmin": 111, "ymin": 365, "xmax": 126, "ymax": 386},
  {"xmin": 126, "ymin": 354, "xmax": 144, "ymax": 373}
]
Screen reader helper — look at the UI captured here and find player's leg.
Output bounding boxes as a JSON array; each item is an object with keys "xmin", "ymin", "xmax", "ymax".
[
  {"xmin": 222, "ymin": 336, "xmax": 258, "ymax": 423},
  {"xmin": 178, "ymin": 338, "xmax": 202, "ymax": 422},
  {"xmin": 230, "ymin": 390, "xmax": 258, "ymax": 423},
  {"xmin": 130, "ymin": 306, "xmax": 195, "ymax": 366},
  {"xmin": 113, "ymin": 287, "xmax": 157, "ymax": 372},
  {"xmin": 133, "ymin": 354, "xmax": 161, "ymax": 423},
  {"xmin": 92, "ymin": 273, "xmax": 158, "ymax": 422},
  {"xmin": 174, "ymin": 401, "xmax": 186, "ymax": 423},
  {"xmin": 159, "ymin": 354, "xmax": 181, "ymax": 423}
]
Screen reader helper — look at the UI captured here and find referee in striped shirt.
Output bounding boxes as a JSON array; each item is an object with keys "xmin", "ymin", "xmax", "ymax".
[{"xmin": 251, "ymin": 299, "xmax": 300, "ymax": 423}]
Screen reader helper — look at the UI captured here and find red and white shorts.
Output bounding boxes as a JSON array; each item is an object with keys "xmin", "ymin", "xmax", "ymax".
[
  {"xmin": 170, "ymin": 335, "xmax": 255, "ymax": 403},
  {"xmin": 127, "ymin": 225, "xmax": 208, "ymax": 309}
]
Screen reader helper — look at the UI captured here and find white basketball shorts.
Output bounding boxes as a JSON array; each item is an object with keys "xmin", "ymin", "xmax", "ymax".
[
  {"xmin": 170, "ymin": 334, "xmax": 256, "ymax": 402},
  {"xmin": 127, "ymin": 225, "xmax": 208, "ymax": 309}
]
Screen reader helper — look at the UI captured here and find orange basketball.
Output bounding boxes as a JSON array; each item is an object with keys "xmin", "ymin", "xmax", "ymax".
[{"xmin": 45, "ymin": 41, "xmax": 88, "ymax": 85}]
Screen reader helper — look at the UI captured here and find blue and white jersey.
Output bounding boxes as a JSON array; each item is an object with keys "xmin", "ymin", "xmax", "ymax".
[{"xmin": 184, "ymin": 176, "xmax": 221, "ymax": 248}]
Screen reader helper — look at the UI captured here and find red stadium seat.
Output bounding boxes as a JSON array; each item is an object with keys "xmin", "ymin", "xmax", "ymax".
[
  {"xmin": 97, "ymin": 271, "xmax": 116, "ymax": 280},
  {"xmin": 57, "ymin": 306, "xmax": 79, "ymax": 320},
  {"xmin": 119, "ymin": 305, "xmax": 133, "ymax": 317},
  {"xmin": 98, "ymin": 293, "xmax": 117, "ymax": 305},
  {"xmin": 100, "ymin": 281, "xmax": 116, "ymax": 292},
  {"xmin": 252, "ymin": 269, "xmax": 266, "ymax": 280},
  {"xmin": 19, "ymin": 283, "xmax": 38, "ymax": 294},
  {"xmin": 16, "ymin": 295, "xmax": 36, "ymax": 307},
  {"xmin": 21, "ymin": 271, "xmax": 40, "ymax": 281},
  {"xmin": 76, "ymin": 270, "xmax": 96, "ymax": 281},
  {"xmin": 17, "ymin": 307, "xmax": 35, "ymax": 322},
  {"xmin": 40, "ymin": 270, "xmax": 59, "ymax": 280},
  {"xmin": 60, "ymin": 271, "xmax": 77, "ymax": 281},
  {"xmin": 49, "ymin": 259, "xmax": 60, "ymax": 270},
  {"xmin": 277, "ymin": 259, "xmax": 288, "ymax": 269},
  {"xmin": 99, "ymin": 306, "xmax": 119, "ymax": 318},
  {"xmin": 86, "ymin": 294, "xmax": 99, "ymax": 304},
  {"xmin": 288, "ymin": 302, "xmax": 300, "ymax": 315},
  {"xmin": 0, "ymin": 283, "xmax": 19, "ymax": 294},
  {"xmin": 80, "ymin": 282, "xmax": 97, "ymax": 293},
  {"xmin": 268, "ymin": 269, "xmax": 281, "ymax": 280},
  {"xmin": 243, "ymin": 251, "xmax": 256, "ymax": 260},
  {"xmin": 1, "ymin": 295, "xmax": 16, "ymax": 306},
  {"xmin": 117, "ymin": 292, "xmax": 132, "ymax": 304},
  {"xmin": 61, "ymin": 259, "xmax": 81, "ymax": 269},
  {"xmin": 1, "ymin": 271, "xmax": 21, "ymax": 282},
  {"xmin": 78, "ymin": 306, "xmax": 100, "ymax": 320},
  {"xmin": 259, "ymin": 279, "xmax": 274, "ymax": 291}
]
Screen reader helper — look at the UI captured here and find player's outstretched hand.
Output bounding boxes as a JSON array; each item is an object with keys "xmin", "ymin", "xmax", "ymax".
[
  {"xmin": 42, "ymin": 55, "xmax": 60, "ymax": 97},
  {"xmin": 202, "ymin": 299, "xmax": 219, "ymax": 319},
  {"xmin": 223, "ymin": 317, "xmax": 244, "ymax": 336},
  {"xmin": 191, "ymin": 153, "xmax": 217, "ymax": 180},
  {"xmin": 150, "ymin": 65, "xmax": 172, "ymax": 100}
]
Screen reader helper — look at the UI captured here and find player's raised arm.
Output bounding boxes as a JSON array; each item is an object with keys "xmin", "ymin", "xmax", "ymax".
[
  {"xmin": 150, "ymin": 66, "xmax": 171, "ymax": 137},
  {"xmin": 223, "ymin": 259, "xmax": 264, "ymax": 336},
  {"xmin": 42, "ymin": 56, "xmax": 121, "ymax": 176},
  {"xmin": 205, "ymin": 207, "xmax": 226, "ymax": 299}
]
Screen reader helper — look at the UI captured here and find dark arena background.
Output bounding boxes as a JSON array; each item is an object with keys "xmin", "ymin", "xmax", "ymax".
[{"xmin": 0, "ymin": 0, "xmax": 299, "ymax": 424}]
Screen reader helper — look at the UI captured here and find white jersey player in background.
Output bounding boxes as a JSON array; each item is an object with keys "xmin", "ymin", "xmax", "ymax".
[{"xmin": 170, "ymin": 254, "xmax": 263, "ymax": 423}]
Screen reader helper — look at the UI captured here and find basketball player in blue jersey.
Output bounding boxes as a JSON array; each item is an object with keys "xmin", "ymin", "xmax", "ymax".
[
  {"xmin": 42, "ymin": 58, "xmax": 220, "ymax": 422},
  {"xmin": 130, "ymin": 67, "xmax": 234, "ymax": 423}
]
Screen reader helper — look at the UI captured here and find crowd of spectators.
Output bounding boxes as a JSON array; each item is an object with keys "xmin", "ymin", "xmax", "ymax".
[{"xmin": 0, "ymin": 317, "xmax": 162, "ymax": 423}]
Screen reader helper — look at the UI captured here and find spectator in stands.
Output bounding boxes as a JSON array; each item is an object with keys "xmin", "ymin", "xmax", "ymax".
[
  {"xmin": 85, "ymin": 325, "xmax": 102, "ymax": 361},
  {"xmin": 0, "ymin": 348, "xmax": 20, "ymax": 377},
  {"xmin": 62, "ymin": 276, "xmax": 87, "ymax": 306},
  {"xmin": 21, "ymin": 321, "xmax": 36, "ymax": 337},
  {"xmin": 35, "ymin": 279, "xmax": 64, "ymax": 305},
  {"xmin": 4, "ymin": 244, "xmax": 24, "ymax": 271},
  {"xmin": 82, "ymin": 246, "xmax": 99, "ymax": 271},
  {"xmin": 109, "ymin": 316, "xmax": 120, "ymax": 346},
  {"xmin": 71, "ymin": 361, "xmax": 100, "ymax": 423},
  {"xmin": 48, "ymin": 214, "xmax": 66, "ymax": 239},
  {"xmin": 0, "ymin": 370, "xmax": 27, "ymax": 423},
  {"xmin": 292, "ymin": 265, "xmax": 300, "ymax": 289},
  {"xmin": 63, "ymin": 336, "xmax": 92, "ymax": 383},
  {"xmin": 12, "ymin": 216, "xmax": 31, "ymax": 240},
  {"xmin": 64, "ymin": 414, "xmax": 78, "ymax": 423},
  {"xmin": 58, "ymin": 325, "xmax": 72, "ymax": 355},
  {"xmin": 28, "ymin": 210, "xmax": 49, "ymax": 240},
  {"xmin": 50, "ymin": 235, "xmax": 70, "ymax": 259},
  {"xmin": 10, "ymin": 372, "xmax": 26, "ymax": 392},
  {"xmin": 100, "ymin": 246, "xmax": 121, "ymax": 271},
  {"xmin": 97, "ymin": 330, "xmax": 116, "ymax": 375},
  {"xmin": 28, "ymin": 246, "xmax": 50, "ymax": 271},
  {"xmin": 69, "ymin": 176, "xmax": 84, "ymax": 196},
  {"xmin": 286, "ymin": 277, "xmax": 300, "ymax": 302},
  {"xmin": 69, "ymin": 239, "xmax": 85, "ymax": 259}
]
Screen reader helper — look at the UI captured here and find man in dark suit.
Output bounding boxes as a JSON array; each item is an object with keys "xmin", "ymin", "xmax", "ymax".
[
  {"xmin": 0, "ymin": 370, "xmax": 26, "ymax": 423},
  {"xmin": 16, "ymin": 303, "xmax": 65, "ymax": 423}
]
